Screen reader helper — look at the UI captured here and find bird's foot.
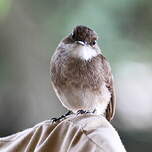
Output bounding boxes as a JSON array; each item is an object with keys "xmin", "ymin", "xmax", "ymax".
[
  {"xmin": 51, "ymin": 111, "xmax": 73, "ymax": 123},
  {"xmin": 77, "ymin": 110, "xmax": 87, "ymax": 115},
  {"xmin": 77, "ymin": 109, "xmax": 96, "ymax": 115}
]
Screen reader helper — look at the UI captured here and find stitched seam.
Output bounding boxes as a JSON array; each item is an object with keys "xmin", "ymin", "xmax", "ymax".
[
  {"xmin": 67, "ymin": 119, "xmax": 105, "ymax": 151},
  {"xmin": 81, "ymin": 127, "xmax": 105, "ymax": 152}
]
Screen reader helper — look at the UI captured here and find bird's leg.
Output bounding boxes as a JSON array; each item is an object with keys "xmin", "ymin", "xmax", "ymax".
[
  {"xmin": 51, "ymin": 110, "xmax": 73, "ymax": 123},
  {"xmin": 64, "ymin": 110, "xmax": 73, "ymax": 117}
]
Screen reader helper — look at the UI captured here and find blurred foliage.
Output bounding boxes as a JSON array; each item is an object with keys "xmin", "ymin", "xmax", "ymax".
[
  {"xmin": 0, "ymin": 0, "xmax": 12, "ymax": 20},
  {"xmin": 20, "ymin": 0, "xmax": 152, "ymax": 63}
]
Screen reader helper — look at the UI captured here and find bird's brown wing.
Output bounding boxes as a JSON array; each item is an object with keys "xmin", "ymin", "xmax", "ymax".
[{"xmin": 101, "ymin": 55, "xmax": 116, "ymax": 121}]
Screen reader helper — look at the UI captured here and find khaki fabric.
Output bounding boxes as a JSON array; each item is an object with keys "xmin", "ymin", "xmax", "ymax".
[{"xmin": 0, "ymin": 114, "xmax": 126, "ymax": 152}]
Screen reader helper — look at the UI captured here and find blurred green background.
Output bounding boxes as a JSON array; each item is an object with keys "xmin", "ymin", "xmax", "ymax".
[{"xmin": 0, "ymin": 0, "xmax": 152, "ymax": 151}]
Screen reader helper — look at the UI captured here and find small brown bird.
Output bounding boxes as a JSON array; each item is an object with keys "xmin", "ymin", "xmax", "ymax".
[{"xmin": 50, "ymin": 25, "xmax": 116, "ymax": 121}]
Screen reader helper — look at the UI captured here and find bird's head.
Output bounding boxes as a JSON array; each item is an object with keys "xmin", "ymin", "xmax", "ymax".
[
  {"xmin": 71, "ymin": 25, "xmax": 98, "ymax": 46},
  {"xmin": 59, "ymin": 25, "xmax": 101, "ymax": 60}
]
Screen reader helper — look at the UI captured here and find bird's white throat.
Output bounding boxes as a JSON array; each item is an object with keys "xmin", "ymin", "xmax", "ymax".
[
  {"xmin": 63, "ymin": 43, "xmax": 99, "ymax": 60},
  {"xmin": 72, "ymin": 45, "xmax": 98, "ymax": 60}
]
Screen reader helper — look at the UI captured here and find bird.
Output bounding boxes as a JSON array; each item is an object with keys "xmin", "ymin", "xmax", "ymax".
[{"xmin": 50, "ymin": 25, "xmax": 116, "ymax": 121}]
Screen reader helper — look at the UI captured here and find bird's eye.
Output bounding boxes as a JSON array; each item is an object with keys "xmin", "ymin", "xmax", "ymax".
[
  {"xmin": 71, "ymin": 32, "xmax": 75, "ymax": 40},
  {"xmin": 91, "ymin": 40, "xmax": 96, "ymax": 46}
]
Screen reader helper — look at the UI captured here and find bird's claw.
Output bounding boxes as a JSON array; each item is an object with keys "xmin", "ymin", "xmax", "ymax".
[{"xmin": 51, "ymin": 117, "xmax": 59, "ymax": 123}]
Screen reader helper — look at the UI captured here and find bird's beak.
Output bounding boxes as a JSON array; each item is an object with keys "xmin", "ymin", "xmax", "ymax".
[{"xmin": 76, "ymin": 41, "xmax": 85, "ymax": 46}]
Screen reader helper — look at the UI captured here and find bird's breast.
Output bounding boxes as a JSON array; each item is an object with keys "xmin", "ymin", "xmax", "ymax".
[{"xmin": 51, "ymin": 53, "xmax": 105, "ymax": 92}]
